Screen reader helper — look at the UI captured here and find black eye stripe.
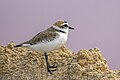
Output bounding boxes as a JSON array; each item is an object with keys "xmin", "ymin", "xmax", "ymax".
[
  {"xmin": 60, "ymin": 26, "xmax": 64, "ymax": 28},
  {"xmin": 64, "ymin": 24, "xmax": 68, "ymax": 27},
  {"xmin": 60, "ymin": 24, "xmax": 68, "ymax": 28}
]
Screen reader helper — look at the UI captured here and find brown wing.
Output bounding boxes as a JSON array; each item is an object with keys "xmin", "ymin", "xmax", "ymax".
[{"xmin": 22, "ymin": 28, "xmax": 59, "ymax": 45}]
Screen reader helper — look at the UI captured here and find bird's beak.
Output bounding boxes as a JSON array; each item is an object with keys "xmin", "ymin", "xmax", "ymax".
[{"xmin": 68, "ymin": 26, "xmax": 74, "ymax": 30}]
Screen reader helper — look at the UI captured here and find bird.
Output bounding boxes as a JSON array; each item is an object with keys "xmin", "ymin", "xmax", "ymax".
[{"xmin": 14, "ymin": 20, "xmax": 74, "ymax": 74}]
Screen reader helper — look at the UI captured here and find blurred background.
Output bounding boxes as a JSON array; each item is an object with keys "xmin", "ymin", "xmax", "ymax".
[{"xmin": 0, "ymin": 0, "xmax": 120, "ymax": 70}]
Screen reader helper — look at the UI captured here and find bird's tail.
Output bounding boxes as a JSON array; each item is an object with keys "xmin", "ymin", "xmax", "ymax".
[{"xmin": 14, "ymin": 44, "xmax": 22, "ymax": 47}]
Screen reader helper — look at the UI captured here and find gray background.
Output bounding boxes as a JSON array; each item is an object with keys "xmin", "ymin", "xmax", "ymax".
[{"xmin": 0, "ymin": 0, "xmax": 120, "ymax": 70}]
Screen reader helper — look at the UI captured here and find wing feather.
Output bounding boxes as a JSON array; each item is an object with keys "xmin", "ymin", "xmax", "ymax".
[{"xmin": 22, "ymin": 28, "xmax": 59, "ymax": 45}]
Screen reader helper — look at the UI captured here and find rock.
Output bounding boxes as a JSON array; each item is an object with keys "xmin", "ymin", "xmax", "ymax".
[{"xmin": 0, "ymin": 42, "xmax": 120, "ymax": 80}]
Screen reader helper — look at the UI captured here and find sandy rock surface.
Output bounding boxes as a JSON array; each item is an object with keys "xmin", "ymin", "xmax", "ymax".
[{"xmin": 0, "ymin": 42, "xmax": 120, "ymax": 80}]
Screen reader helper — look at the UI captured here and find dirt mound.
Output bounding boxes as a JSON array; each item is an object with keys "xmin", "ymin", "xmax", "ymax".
[{"xmin": 0, "ymin": 42, "xmax": 120, "ymax": 80}]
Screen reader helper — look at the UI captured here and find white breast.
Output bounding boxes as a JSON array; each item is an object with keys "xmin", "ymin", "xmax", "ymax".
[{"xmin": 29, "ymin": 32, "xmax": 68, "ymax": 53}]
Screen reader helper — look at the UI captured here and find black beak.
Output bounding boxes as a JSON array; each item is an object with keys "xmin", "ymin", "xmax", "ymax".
[{"xmin": 68, "ymin": 26, "xmax": 74, "ymax": 30}]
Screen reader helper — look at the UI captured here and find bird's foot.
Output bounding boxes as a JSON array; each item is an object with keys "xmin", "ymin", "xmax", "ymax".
[
  {"xmin": 49, "ymin": 64, "xmax": 57, "ymax": 68},
  {"xmin": 47, "ymin": 64, "xmax": 57, "ymax": 74},
  {"xmin": 44, "ymin": 53, "xmax": 57, "ymax": 74}
]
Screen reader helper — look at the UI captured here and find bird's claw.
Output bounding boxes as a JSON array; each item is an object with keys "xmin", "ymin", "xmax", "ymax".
[
  {"xmin": 47, "ymin": 65, "xmax": 57, "ymax": 74},
  {"xmin": 49, "ymin": 64, "xmax": 57, "ymax": 68}
]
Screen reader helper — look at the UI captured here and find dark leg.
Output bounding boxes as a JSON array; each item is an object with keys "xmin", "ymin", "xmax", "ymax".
[{"xmin": 44, "ymin": 53, "xmax": 57, "ymax": 74}]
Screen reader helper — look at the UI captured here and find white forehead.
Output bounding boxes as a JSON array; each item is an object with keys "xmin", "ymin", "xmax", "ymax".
[{"xmin": 61, "ymin": 23, "xmax": 69, "ymax": 26}]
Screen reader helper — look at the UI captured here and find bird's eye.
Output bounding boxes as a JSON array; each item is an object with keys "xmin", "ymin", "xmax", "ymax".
[
  {"xmin": 60, "ymin": 26, "xmax": 64, "ymax": 28},
  {"xmin": 60, "ymin": 24, "xmax": 68, "ymax": 28},
  {"xmin": 63, "ymin": 24, "xmax": 68, "ymax": 27}
]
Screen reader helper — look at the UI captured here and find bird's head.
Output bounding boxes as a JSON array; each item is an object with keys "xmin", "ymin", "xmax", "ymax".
[{"xmin": 53, "ymin": 20, "xmax": 74, "ymax": 30}]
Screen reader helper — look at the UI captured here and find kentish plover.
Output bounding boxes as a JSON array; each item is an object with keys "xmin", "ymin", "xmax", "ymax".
[{"xmin": 15, "ymin": 20, "xmax": 74, "ymax": 74}]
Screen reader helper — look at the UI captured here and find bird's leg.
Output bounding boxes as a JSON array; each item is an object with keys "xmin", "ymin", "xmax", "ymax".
[{"xmin": 44, "ymin": 52, "xmax": 57, "ymax": 74}]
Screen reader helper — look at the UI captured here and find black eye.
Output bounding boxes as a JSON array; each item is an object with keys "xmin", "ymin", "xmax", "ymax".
[
  {"xmin": 60, "ymin": 26, "xmax": 64, "ymax": 28},
  {"xmin": 60, "ymin": 24, "xmax": 68, "ymax": 28},
  {"xmin": 63, "ymin": 24, "xmax": 68, "ymax": 27}
]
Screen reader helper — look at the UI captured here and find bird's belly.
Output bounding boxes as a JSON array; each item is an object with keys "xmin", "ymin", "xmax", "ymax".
[{"xmin": 29, "ymin": 36, "xmax": 67, "ymax": 52}]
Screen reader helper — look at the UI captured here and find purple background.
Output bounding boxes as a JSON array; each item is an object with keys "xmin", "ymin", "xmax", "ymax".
[{"xmin": 0, "ymin": 0, "xmax": 120, "ymax": 70}]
